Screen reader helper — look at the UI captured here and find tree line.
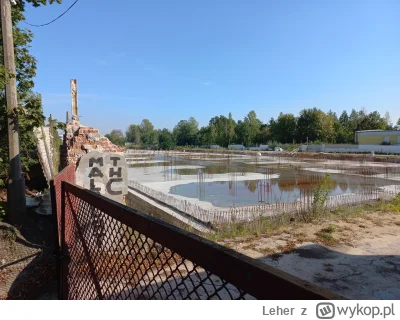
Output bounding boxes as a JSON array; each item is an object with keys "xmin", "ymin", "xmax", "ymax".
[{"xmin": 106, "ymin": 108, "xmax": 399, "ymax": 150}]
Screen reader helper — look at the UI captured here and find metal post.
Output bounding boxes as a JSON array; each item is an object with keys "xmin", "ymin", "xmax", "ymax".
[{"xmin": 1, "ymin": 0, "xmax": 26, "ymax": 223}]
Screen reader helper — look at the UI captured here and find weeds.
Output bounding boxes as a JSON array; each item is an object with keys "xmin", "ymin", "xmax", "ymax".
[
  {"xmin": 2, "ymin": 226, "xmax": 17, "ymax": 243},
  {"xmin": 320, "ymin": 225, "xmax": 336, "ymax": 234},
  {"xmin": 312, "ymin": 174, "xmax": 330, "ymax": 218},
  {"xmin": 380, "ymin": 193, "xmax": 400, "ymax": 213},
  {"xmin": 0, "ymin": 205, "xmax": 5, "ymax": 222},
  {"xmin": 208, "ymin": 193, "xmax": 400, "ymax": 242},
  {"xmin": 315, "ymin": 227, "xmax": 338, "ymax": 245}
]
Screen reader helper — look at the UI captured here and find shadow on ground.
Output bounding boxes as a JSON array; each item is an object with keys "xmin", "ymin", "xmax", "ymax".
[
  {"xmin": 257, "ymin": 243, "xmax": 400, "ymax": 299},
  {"xmin": 0, "ymin": 209, "xmax": 57, "ymax": 300}
]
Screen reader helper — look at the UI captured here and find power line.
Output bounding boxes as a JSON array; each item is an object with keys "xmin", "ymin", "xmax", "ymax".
[{"xmin": 23, "ymin": 0, "xmax": 79, "ymax": 27}]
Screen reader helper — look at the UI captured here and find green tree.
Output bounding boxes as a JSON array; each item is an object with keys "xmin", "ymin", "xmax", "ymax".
[
  {"xmin": 384, "ymin": 111, "xmax": 392, "ymax": 129},
  {"xmin": 227, "ymin": 112, "xmax": 236, "ymax": 145},
  {"xmin": 0, "ymin": 0, "xmax": 62, "ymax": 185},
  {"xmin": 140, "ymin": 119, "xmax": 157, "ymax": 145},
  {"xmin": 125, "ymin": 124, "xmax": 141, "ymax": 144},
  {"xmin": 238, "ymin": 110, "xmax": 261, "ymax": 146},
  {"xmin": 158, "ymin": 128, "xmax": 175, "ymax": 150},
  {"xmin": 358, "ymin": 111, "xmax": 387, "ymax": 131},
  {"xmin": 337, "ymin": 110, "xmax": 353, "ymax": 143},
  {"xmin": 105, "ymin": 129, "xmax": 126, "ymax": 146},
  {"xmin": 296, "ymin": 108, "xmax": 331, "ymax": 143},
  {"xmin": 173, "ymin": 117, "xmax": 199, "ymax": 146},
  {"xmin": 255, "ymin": 124, "xmax": 270, "ymax": 144},
  {"xmin": 270, "ymin": 113, "xmax": 297, "ymax": 143},
  {"xmin": 208, "ymin": 115, "xmax": 235, "ymax": 147},
  {"xmin": 198, "ymin": 126, "xmax": 213, "ymax": 146}
]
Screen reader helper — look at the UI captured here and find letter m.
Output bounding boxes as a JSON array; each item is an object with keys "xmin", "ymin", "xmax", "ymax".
[{"xmin": 89, "ymin": 157, "xmax": 103, "ymax": 167}]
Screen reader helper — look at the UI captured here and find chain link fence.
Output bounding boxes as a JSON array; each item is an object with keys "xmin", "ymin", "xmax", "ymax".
[{"xmin": 51, "ymin": 180, "xmax": 338, "ymax": 300}]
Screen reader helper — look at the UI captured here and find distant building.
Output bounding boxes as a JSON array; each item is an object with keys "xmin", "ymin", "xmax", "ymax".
[{"xmin": 355, "ymin": 130, "xmax": 400, "ymax": 145}]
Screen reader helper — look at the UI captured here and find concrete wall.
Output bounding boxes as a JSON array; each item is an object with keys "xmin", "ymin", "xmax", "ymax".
[
  {"xmin": 34, "ymin": 126, "xmax": 53, "ymax": 183},
  {"xmin": 302, "ymin": 144, "xmax": 400, "ymax": 154},
  {"xmin": 249, "ymin": 144, "xmax": 270, "ymax": 151},
  {"xmin": 228, "ymin": 144, "xmax": 246, "ymax": 150},
  {"xmin": 126, "ymin": 191, "xmax": 197, "ymax": 231},
  {"xmin": 304, "ymin": 144, "xmax": 324, "ymax": 152}
]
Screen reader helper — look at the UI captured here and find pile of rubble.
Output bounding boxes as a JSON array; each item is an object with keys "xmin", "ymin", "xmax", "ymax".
[{"xmin": 60, "ymin": 117, "xmax": 124, "ymax": 169}]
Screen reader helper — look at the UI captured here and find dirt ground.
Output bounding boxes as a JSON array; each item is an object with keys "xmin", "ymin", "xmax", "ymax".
[
  {"xmin": 0, "ymin": 211, "xmax": 57, "ymax": 300},
  {"xmin": 219, "ymin": 209, "xmax": 400, "ymax": 299}
]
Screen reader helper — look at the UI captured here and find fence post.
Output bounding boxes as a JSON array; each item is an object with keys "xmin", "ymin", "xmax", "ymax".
[
  {"xmin": 50, "ymin": 179, "xmax": 61, "ymax": 300},
  {"xmin": 60, "ymin": 181, "xmax": 68, "ymax": 299}
]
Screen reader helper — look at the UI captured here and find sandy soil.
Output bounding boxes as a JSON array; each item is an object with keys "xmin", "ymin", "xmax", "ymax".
[{"xmin": 218, "ymin": 210, "xmax": 400, "ymax": 299}]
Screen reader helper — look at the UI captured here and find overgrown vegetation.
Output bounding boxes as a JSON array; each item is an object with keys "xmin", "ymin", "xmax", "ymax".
[
  {"xmin": 206, "ymin": 193, "xmax": 400, "ymax": 242},
  {"xmin": 312, "ymin": 174, "xmax": 331, "ymax": 218}
]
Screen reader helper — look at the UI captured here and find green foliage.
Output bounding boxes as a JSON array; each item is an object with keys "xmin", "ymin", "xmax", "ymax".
[
  {"xmin": 140, "ymin": 119, "xmax": 157, "ymax": 145},
  {"xmin": 173, "ymin": 117, "xmax": 199, "ymax": 146},
  {"xmin": 269, "ymin": 113, "xmax": 296, "ymax": 143},
  {"xmin": 320, "ymin": 225, "xmax": 336, "ymax": 234},
  {"xmin": 0, "ymin": 1, "xmax": 62, "ymax": 186},
  {"xmin": 312, "ymin": 174, "xmax": 331, "ymax": 217},
  {"xmin": 105, "ymin": 129, "xmax": 126, "ymax": 146},
  {"xmin": 383, "ymin": 193, "xmax": 400, "ymax": 213},
  {"xmin": 158, "ymin": 128, "xmax": 175, "ymax": 150},
  {"xmin": 315, "ymin": 229, "xmax": 337, "ymax": 245},
  {"xmin": 126, "ymin": 124, "xmax": 141, "ymax": 144},
  {"xmin": 296, "ymin": 108, "xmax": 334, "ymax": 143},
  {"xmin": 0, "ymin": 204, "xmax": 6, "ymax": 222},
  {"xmin": 113, "ymin": 107, "xmax": 393, "ymax": 151}
]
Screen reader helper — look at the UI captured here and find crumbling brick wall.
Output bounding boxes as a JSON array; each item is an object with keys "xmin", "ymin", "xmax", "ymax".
[{"xmin": 60, "ymin": 119, "xmax": 124, "ymax": 169}]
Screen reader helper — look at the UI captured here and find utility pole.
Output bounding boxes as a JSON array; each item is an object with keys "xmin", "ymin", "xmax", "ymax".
[{"xmin": 1, "ymin": 0, "xmax": 26, "ymax": 224}]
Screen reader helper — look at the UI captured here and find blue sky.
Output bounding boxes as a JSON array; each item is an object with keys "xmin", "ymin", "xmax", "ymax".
[{"xmin": 24, "ymin": 0, "xmax": 400, "ymax": 135}]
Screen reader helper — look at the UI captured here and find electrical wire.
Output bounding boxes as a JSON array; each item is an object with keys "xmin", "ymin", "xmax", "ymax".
[{"xmin": 23, "ymin": 0, "xmax": 79, "ymax": 27}]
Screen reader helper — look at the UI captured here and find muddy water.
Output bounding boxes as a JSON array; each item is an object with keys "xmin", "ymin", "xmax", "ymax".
[
  {"xmin": 169, "ymin": 169, "xmax": 391, "ymax": 207},
  {"xmin": 129, "ymin": 154, "xmax": 397, "ymax": 207}
]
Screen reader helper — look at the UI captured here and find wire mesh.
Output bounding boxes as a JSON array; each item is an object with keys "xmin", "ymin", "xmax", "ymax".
[{"xmin": 56, "ymin": 182, "xmax": 336, "ymax": 300}]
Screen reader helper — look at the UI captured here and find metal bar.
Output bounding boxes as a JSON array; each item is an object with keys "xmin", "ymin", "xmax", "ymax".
[
  {"xmin": 63, "ymin": 182, "xmax": 342, "ymax": 300},
  {"xmin": 64, "ymin": 184, "xmax": 104, "ymax": 300},
  {"xmin": 50, "ymin": 179, "xmax": 61, "ymax": 300},
  {"xmin": 60, "ymin": 180, "xmax": 68, "ymax": 300}
]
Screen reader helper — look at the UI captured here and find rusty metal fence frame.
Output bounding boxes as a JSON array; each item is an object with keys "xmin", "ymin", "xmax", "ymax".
[
  {"xmin": 51, "ymin": 174, "xmax": 340, "ymax": 300},
  {"xmin": 50, "ymin": 164, "xmax": 76, "ymax": 299}
]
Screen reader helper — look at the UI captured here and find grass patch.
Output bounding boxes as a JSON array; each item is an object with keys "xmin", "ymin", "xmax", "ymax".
[
  {"xmin": 315, "ymin": 231, "xmax": 337, "ymax": 245},
  {"xmin": 1, "ymin": 226, "xmax": 17, "ymax": 243},
  {"xmin": 207, "ymin": 193, "xmax": 400, "ymax": 242},
  {"xmin": 320, "ymin": 225, "xmax": 336, "ymax": 234}
]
